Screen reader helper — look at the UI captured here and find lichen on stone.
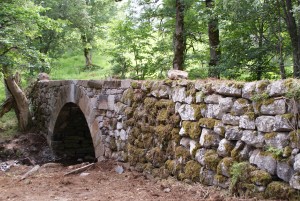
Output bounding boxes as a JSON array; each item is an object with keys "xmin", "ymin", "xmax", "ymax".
[
  {"xmin": 181, "ymin": 160, "xmax": 201, "ymax": 181},
  {"xmin": 250, "ymin": 170, "xmax": 272, "ymax": 186},
  {"xmin": 199, "ymin": 118, "xmax": 218, "ymax": 129},
  {"xmin": 204, "ymin": 149, "xmax": 220, "ymax": 172},
  {"xmin": 264, "ymin": 181, "xmax": 298, "ymax": 200}
]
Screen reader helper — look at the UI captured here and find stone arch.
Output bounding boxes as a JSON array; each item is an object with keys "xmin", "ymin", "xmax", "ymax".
[{"xmin": 47, "ymin": 83, "xmax": 103, "ymax": 160}]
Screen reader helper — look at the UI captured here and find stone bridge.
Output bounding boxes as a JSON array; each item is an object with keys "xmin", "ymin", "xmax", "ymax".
[{"xmin": 31, "ymin": 78, "xmax": 300, "ymax": 199}]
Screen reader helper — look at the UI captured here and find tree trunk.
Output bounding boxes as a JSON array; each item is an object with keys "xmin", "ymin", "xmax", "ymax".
[
  {"xmin": 206, "ymin": 0, "xmax": 221, "ymax": 78},
  {"xmin": 2, "ymin": 67, "xmax": 31, "ymax": 131},
  {"xmin": 84, "ymin": 47, "xmax": 93, "ymax": 67},
  {"xmin": 281, "ymin": 0, "xmax": 300, "ymax": 78},
  {"xmin": 173, "ymin": 0, "xmax": 185, "ymax": 70}
]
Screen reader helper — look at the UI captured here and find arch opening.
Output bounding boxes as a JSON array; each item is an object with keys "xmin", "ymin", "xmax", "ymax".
[{"xmin": 52, "ymin": 103, "xmax": 95, "ymax": 162}]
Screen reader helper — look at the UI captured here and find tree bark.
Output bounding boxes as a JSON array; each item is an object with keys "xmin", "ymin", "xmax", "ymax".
[
  {"xmin": 2, "ymin": 68, "xmax": 31, "ymax": 131},
  {"xmin": 277, "ymin": 0, "xmax": 286, "ymax": 79},
  {"xmin": 281, "ymin": 0, "xmax": 300, "ymax": 78},
  {"xmin": 173, "ymin": 0, "xmax": 185, "ymax": 70},
  {"xmin": 81, "ymin": 34, "xmax": 93, "ymax": 68},
  {"xmin": 206, "ymin": 0, "xmax": 221, "ymax": 78}
]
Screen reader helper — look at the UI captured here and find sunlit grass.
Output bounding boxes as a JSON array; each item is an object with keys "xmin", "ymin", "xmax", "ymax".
[
  {"xmin": 0, "ymin": 111, "xmax": 18, "ymax": 140},
  {"xmin": 50, "ymin": 52, "xmax": 113, "ymax": 80}
]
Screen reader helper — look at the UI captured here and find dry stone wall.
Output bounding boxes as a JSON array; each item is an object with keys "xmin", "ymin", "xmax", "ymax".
[{"xmin": 32, "ymin": 78, "xmax": 300, "ymax": 200}]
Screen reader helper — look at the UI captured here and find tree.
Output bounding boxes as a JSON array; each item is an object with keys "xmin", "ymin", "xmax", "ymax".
[
  {"xmin": 206, "ymin": 0, "xmax": 220, "ymax": 78},
  {"xmin": 0, "ymin": 0, "xmax": 58, "ymax": 131},
  {"xmin": 173, "ymin": 0, "xmax": 186, "ymax": 70},
  {"xmin": 280, "ymin": 0, "xmax": 300, "ymax": 78}
]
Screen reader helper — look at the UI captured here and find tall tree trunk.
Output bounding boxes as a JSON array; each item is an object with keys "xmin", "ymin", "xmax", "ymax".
[
  {"xmin": 81, "ymin": 34, "xmax": 93, "ymax": 68},
  {"xmin": 2, "ymin": 68, "xmax": 31, "ymax": 131},
  {"xmin": 173, "ymin": 0, "xmax": 185, "ymax": 70},
  {"xmin": 277, "ymin": 0, "xmax": 286, "ymax": 79},
  {"xmin": 206, "ymin": 0, "xmax": 221, "ymax": 78},
  {"xmin": 281, "ymin": 0, "xmax": 300, "ymax": 78}
]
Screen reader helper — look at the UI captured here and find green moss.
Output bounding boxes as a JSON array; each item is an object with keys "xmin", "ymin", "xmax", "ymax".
[
  {"xmin": 191, "ymin": 104, "xmax": 204, "ymax": 120},
  {"xmin": 121, "ymin": 88, "xmax": 134, "ymax": 105},
  {"xmin": 256, "ymin": 80, "xmax": 270, "ymax": 92},
  {"xmin": 204, "ymin": 150, "xmax": 220, "ymax": 172},
  {"xmin": 198, "ymin": 118, "xmax": 217, "ymax": 129},
  {"xmin": 264, "ymin": 181, "xmax": 298, "ymax": 200},
  {"xmin": 155, "ymin": 99, "xmax": 175, "ymax": 109},
  {"xmin": 169, "ymin": 114, "xmax": 181, "ymax": 125},
  {"xmin": 182, "ymin": 160, "xmax": 201, "ymax": 181},
  {"xmin": 228, "ymin": 82, "xmax": 244, "ymax": 89},
  {"xmin": 290, "ymin": 130, "xmax": 300, "ymax": 147},
  {"xmin": 144, "ymin": 97, "xmax": 157, "ymax": 108},
  {"xmin": 250, "ymin": 170, "xmax": 272, "ymax": 186},
  {"xmin": 110, "ymin": 137, "xmax": 117, "ymax": 151},
  {"xmin": 171, "ymin": 128, "xmax": 181, "ymax": 143},
  {"xmin": 189, "ymin": 122, "xmax": 201, "ymax": 139},
  {"xmin": 175, "ymin": 146, "xmax": 191, "ymax": 161},
  {"xmin": 163, "ymin": 79, "xmax": 173, "ymax": 86},
  {"xmin": 156, "ymin": 124, "xmax": 172, "ymax": 141},
  {"xmin": 263, "ymin": 98, "xmax": 275, "ymax": 106},
  {"xmin": 214, "ymin": 174, "xmax": 228, "ymax": 184},
  {"xmin": 146, "ymin": 147, "xmax": 165, "ymax": 167},
  {"xmin": 157, "ymin": 109, "xmax": 168, "ymax": 123},
  {"xmin": 283, "ymin": 146, "xmax": 292, "ymax": 157},
  {"xmin": 131, "ymin": 81, "xmax": 141, "ymax": 89},
  {"xmin": 229, "ymin": 162, "xmax": 254, "ymax": 195},
  {"xmin": 237, "ymin": 98, "xmax": 248, "ymax": 105},
  {"xmin": 264, "ymin": 132, "xmax": 277, "ymax": 140},
  {"xmin": 165, "ymin": 159, "xmax": 180, "ymax": 175},
  {"xmin": 245, "ymin": 112, "xmax": 256, "ymax": 120},
  {"xmin": 217, "ymin": 157, "xmax": 234, "ymax": 175}
]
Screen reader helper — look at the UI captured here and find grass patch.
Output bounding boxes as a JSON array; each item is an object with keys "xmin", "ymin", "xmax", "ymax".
[{"xmin": 0, "ymin": 111, "xmax": 18, "ymax": 141}]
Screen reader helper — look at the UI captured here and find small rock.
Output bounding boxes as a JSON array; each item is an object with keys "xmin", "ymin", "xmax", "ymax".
[
  {"xmin": 115, "ymin": 165, "xmax": 124, "ymax": 174},
  {"xmin": 80, "ymin": 172, "xmax": 90, "ymax": 177},
  {"xmin": 167, "ymin": 70, "xmax": 188, "ymax": 80},
  {"xmin": 163, "ymin": 187, "xmax": 171, "ymax": 193}
]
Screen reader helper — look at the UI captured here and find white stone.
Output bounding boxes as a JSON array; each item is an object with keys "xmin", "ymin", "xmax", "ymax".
[
  {"xmin": 250, "ymin": 150, "xmax": 277, "ymax": 175},
  {"xmin": 290, "ymin": 173, "xmax": 300, "ymax": 190},
  {"xmin": 172, "ymin": 87, "xmax": 186, "ymax": 103},
  {"xmin": 167, "ymin": 69, "xmax": 188, "ymax": 80},
  {"xmin": 255, "ymin": 116, "xmax": 276, "ymax": 132},
  {"xmin": 239, "ymin": 115, "xmax": 256, "ymax": 130},
  {"xmin": 199, "ymin": 128, "xmax": 220, "ymax": 148},
  {"xmin": 241, "ymin": 130, "xmax": 264, "ymax": 148},
  {"xmin": 178, "ymin": 104, "xmax": 196, "ymax": 121},
  {"xmin": 260, "ymin": 99, "xmax": 286, "ymax": 115},
  {"xmin": 265, "ymin": 132, "xmax": 289, "ymax": 149},
  {"xmin": 222, "ymin": 114, "xmax": 240, "ymax": 126},
  {"xmin": 225, "ymin": 126, "xmax": 243, "ymax": 140},
  {"xmin": 219, "ymin": 97, "xmax": 234, "ymax": 113},
  {"xmin": 217, "ymin": 139, "xmax": 233, "ymax": 157}
]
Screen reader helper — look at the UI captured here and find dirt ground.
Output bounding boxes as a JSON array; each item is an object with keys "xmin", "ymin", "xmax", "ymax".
[{"xmin": 0, "ymin": 133, "xmax": 279, "ymax": 201}]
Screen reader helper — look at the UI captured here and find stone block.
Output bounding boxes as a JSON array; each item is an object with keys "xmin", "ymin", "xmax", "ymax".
[
  {"xmin": 294, "ymin": 153, "xmax": 300, "ymax": 172},
  {"xmin": 255, "ymin": 116, "xmax": 276, "ymax": 132},
  {"xmin": 222, "ymin": 114, "xmax": 240, "ymax": 126},
  {"xmin": 266, "ymin": 79, "xmax": 292, "ymax": 97},
  {"xmin": 264, "ymin": 132, "xmax": 289, "ymax": 149},
  {"xmin": 225, "ymin": 126, "xmax": 243, "ymax": 140},
  {"xmin": 195, "ymin": 148, "xmax": 207, "ymax": 166},
  {"xmin": 218, "ymin": 97, "xmax": 234, "ymax": 113},
  {"xmin": 121, "ymin": 79, "xmax": 132, "ymax": 88},
  {"xmin": 250, "ymin": 150, "xmax": 277, "ymax": 175},
  {"xmin": 241, "ymin": 130, "xmax": 264, "ymax": 148},
  {"xmin": 231, "ymin": 98, "xmax": 251, "ymax": 116},
  {"xmin": 199, "ymin": 128, "xmax": 220, "ymax": 148},
  {"xmin": 217, "ymin": 157, "xmax": 234, "ymax": 177},
  {"xmin": 260, "ymin": 99, "xmax": 286, "ymax": 115},
  {"xmin": 151, "ymin": 82, "xmax": 170, "ymax": 98},
  {"xmin": 216, "ymin": 82, "xmax": 243, "ymax": 97},
  {"xmin": 274, "ymin": 114, "xmax": 295, "ymax": 131},
  {"xmin": 206, "ymin": 104, "xmax": 225, "ymax": 119},
  {"xmin": 277, "ymin": 161, "xmax": 294, "ymax": 182},
  {"xmin": 200, "ymin": 167, "xmax": 215, "ymax": 186},
  {"xmin": 239, "ymin": 114, "xmax": 256, "ymax": 130},
  {"xmin": 98, "ymin": 95, "xmax": 108, "ymax": 110},
  {"xmin": 242, "ymin": 81, "xmax": 256, "ymax": 100},
  {"xmin": 217, "ymin": 139, "xmax": 234, "ymax": 157},
  {"xmin": 195, "ymin": 91, "xmax": 205, "ymax": 103},
  {"xmin": 204, "ymin": 94, "xmax": 221, "ymax": 104},
  {"xmin": 178, "ymin": 104, "xmax": 198, "ymax": 121},
  {"xmin": 172, "ymin": 86, "xmax": 186, "ymax": 103},
  {"xmin": 290, "ymin": 173, "xmax": 300, "ymax": 190}
]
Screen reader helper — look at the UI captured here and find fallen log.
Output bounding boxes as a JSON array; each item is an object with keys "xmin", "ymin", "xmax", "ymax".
[
  {"xmin": 20, "ymin": 165, "xmax": 40, "ymax": 181},
  {"xmin": 63, "ymin": 163, "xmax": 95, "ymax": 176}
]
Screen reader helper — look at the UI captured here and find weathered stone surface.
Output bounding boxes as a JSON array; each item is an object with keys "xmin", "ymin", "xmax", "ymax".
[
  {"xmin": 199, "ymin": 167, "xmax": 215, "ymax": 186},
  {"xmin": 225, "ymin": 126, "xmax": 243, "ymax": 140},
  {"xmin": 151, "ymin": 82, "xmax": 170, "ymax": 98},
  {"xmin": 239, "ymin": 114, "xmax": 256, "ymax": 130},
  {"xmin": 255, "ymin": 116, "xmax": 276, "ymax": 132},
  {"xmin": 214, "ymin": 121, "xmax": 225, "ymax": 136},
  {"xmin": 180, "ymin": 137, "xmax": 191, "ymax": 149},
  {"xmin": 241, "ymin": 130, "xmax": 264, "ymax": 148},
  {"xmin": 222, "ymin": 114, "xmax": 240, "ymax": 126},
  {"xmin": 213, "ymin": 175, "xmax": 230, "ymax": 189},
  {"xmin": 167, "ymin": 69, "xmax": 188, "ymax": 80},
  {"xmin": 260, "ymin": 99, "xmax": 286, "ymax": 115},
  {"xmin": 178, "ymin": 104, "xmax": 197, "ymax": 121},
  {"xmin": 266, "ymin": 79, "xmax": 291, "ymax": 97},
  {"xmin": 277, "ymin": 161, "xmax": 294, "ymax": 182},
  {"xmin": 172, "ymin": 87, "xmax": 186, "ymax": 103},
  {"xmin": 217, "ymin": 139, "xmax": 234, "ymax": 157},
  {"xmin": 274, "ymin": 114, "xmax": 294, "ymax": 131},
  {"xmin": 199, "ymin": 128, "xmax": 220, "ymax": 148},
  {"xmin": 204, "ymin": 94, "xmax": 221, "ymax": 104},
  {"xmin": 250, "ymin": 150, "xmax": 277, "ymax": 175},
  {"xmin": 218, "ymin": 97, "xmax": 234, "ymax": 113},
  {"xmin": 195, "ymin": 148, "xmax": 207, "ymax": 166},
  {"xmin": 231, "ymin": 98, "xmax": 251, "ymax": 116},
  {"xmin": 290, "ymin": 173, "xmax": 300, "ymax": 190},
  {"xmin": 217, "ymin": 157, "xmax": 234, "ymax": 177},
  {"xmin": 239, "ymin": 144, "xmax": 252, "ymax": 161},
  {"xmin": 195, "ymin": 91, "xmax": 205, "ymax": 103},
  {"xmin": 294, "ymin": 154, "xmax": 300, "ymax": 172},
  {"xmin": 264, "ymin": 132, "xmax": 289, "ymax": 149},
  {"xmin": 206, "ymin": 104, "xmax": 225, "ymax": 119},
  {"xmin": 216, "ymin": 83, "xmax": 243, "ymax": 97},
  {"xmin": 242, "ymin": 82, "xmax": 256, "ymax": 99}
]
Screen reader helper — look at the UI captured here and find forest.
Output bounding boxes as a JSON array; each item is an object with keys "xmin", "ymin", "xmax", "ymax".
[{"xmin": 1, "ymin": 0, "xmax": 300, "ymax": 130}]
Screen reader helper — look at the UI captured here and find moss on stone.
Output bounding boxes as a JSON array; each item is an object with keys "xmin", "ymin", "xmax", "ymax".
[
  {"xmin": 157, "ymin": 109, "xmax": 168, "ymax": 123},
  {"xmin": 110, "ymin": 137, "xmax": 117, "ymax": 151},
  {"xmin": 283, "ymin": 146, "xmax": 292, "ymax": 157},
  {"xmin": 256, "ymin": 80, "xmax": 270, "ymax": 92},
  {"xmin": 250, "ymin": 170, "xmax": 272, "ymax": 186},
  {"xmin": 121, "ymin": 88, "xmax": 134, "ymax": 105},
  {"xmin": 262, "ymin": 98, "xmax": 275, "ymax": 106},
  {"xmin": 229, "ymin": 162, "xmax": 254, "ymax": 195},
  {"xmin": 169, "ymin": 114, "xmax": 181, "ymax": 125},
  {"xmin": 155, "ymin": 99, "xmax": 174, "ymax": 109},
  {"xmin": 191, "ymin": 143, "xmax": 201, "ymax": 158},
  {"xmin": 290, "ymin": 130, "xmax": 300, "ymax": 144},
  {"xmin": 244, "ymin": 112, "xmax": 256, "ymax": 120},
  {"xmin": 171, "ymin": 128, "xmax": 181, "ymax": 143},
  {"xmin": 175, "ymin": 146, "xmax": 191, "ymax": 161},
  {"xmin": 182, "ymin": 160, "xmax": 201, "ymax": 181},
  {"xmin": 165, "ymin": 159, "xmax": 180, "ymax": 175},
  {"xmin": 237, "ymin": 98, "xmax": 248, "ymax": 105},
  {"xmin": 264, "ymin": 181, "xmax": 297, "ymax": 200},
  {"xmin": 199, "ymin": 118, "xmax": 217, "ymax": 129},
  {"xmin": 144, "ymin": 97, "xmax": 157, "ymax": 108},
  {"xmin": 131, "ymin": 81, "xmax": 141, "ymax": 89},
  {"xmin": 264, "ymin": 132, "xmax": 277, "ymax": 140},
  {"xmin": 156, "ymin": 124, "xmax": 172, "ymax": 143},
  {"xmin": 188, "ymin": 122, "xmax": 201, "ymax": 139},
  {"xmin": 217, "ymin": 157, "xmax": 234, "ymax": 176},
  {"xmin": 204, "ymin": 150, "xmax": 220, "ymax": 172}
]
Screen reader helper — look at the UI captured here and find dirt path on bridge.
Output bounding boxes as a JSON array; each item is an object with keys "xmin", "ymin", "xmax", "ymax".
[{"xmin": 0, "ymin": 133, "xmax": 277, "ymax": 201}]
